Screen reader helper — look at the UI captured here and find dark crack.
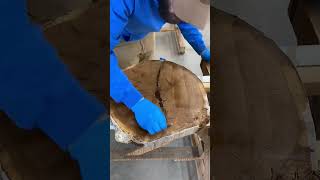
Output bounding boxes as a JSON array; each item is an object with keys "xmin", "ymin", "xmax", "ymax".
[
  {"xmin": 155, "ymin": 63, "xmax": 165, "ymax": 110},
  {"xmin": 155, "ymin": 62, "xmax": 170, "ymax": 126}
]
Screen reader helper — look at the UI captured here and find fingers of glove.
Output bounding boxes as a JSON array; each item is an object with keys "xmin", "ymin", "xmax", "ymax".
[
  {"xmin": 155, "ymin": 114, "xmax": 167, "ymax": 131},
  {"xmin": 203, "ymin": 55, "xmax": 210, "ymax": 62},
  {"xmin": 142, "ymin": 120, "xmax": 155, "ymax": 135},
  {"xmin": 152, "ymin": 123, "xmax": 162, "ymax": 133},
  {"xmin": 201, "ymin": 49, "xmax": 210, "ymax": 62},
  {"xmin": 143, "ymin": 119, "xmax": 162, "ymax": 135},
  {"xmin": 159, "ymin": 118, "xmax": 167, "ymax": 130},
  {"xmin": 154, "ymin": 110, "xmax": 167, "ymax": 130},
  {"xmin": 147, "ymin": 127, "xmax": 156, "ymax": 135}
]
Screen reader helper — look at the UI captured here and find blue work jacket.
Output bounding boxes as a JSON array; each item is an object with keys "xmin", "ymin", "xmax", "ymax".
[
  {"xmin": 0, "ymin": 1, "xmax": 105, "ymax": 149},
  {"xmin": 110, "ymin": 0, "xmax": 207, "ymax": 108}
]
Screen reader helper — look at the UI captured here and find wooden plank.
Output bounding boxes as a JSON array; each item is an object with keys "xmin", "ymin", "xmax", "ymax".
[
  {"xmin": 199, "ymin": 76, "xmax": 210, "ymax": 93},
  {"xmin": 160, "ymin": 25, "xmax": 186, "ymax": 54},
  {"xmin": 305, "ymin": 0, "xmax": 320, "ymax": 40},
  {"xmin": 200, "ymin": 60, "xmax": 210, "ymax": 76},
  {"xmin": 174, "ymin": 26, "xmax": 186, "ymax": 54},
  {"xmin": 288, "ymin": 0, "xmax": 320, "ymax": 45},
  {"xmin": 111, "ymin": 147, "xmax": 201, "ymax": 161},
  {"xmin": 202, "ymin": 82, "xmax": 210, "ymax": 93},
  {"xmin": 160, "ymin": 24, "xmax": 176, "ymax": 32}
]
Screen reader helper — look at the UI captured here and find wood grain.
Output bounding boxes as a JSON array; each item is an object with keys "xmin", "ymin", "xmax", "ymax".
[
  {"xmin": 212, "ymin": 8, "xmax": 317, "ymax": 180},
  {"xmin": 111, "ymin": 61, "xmax": 209, "ymax": 146}
]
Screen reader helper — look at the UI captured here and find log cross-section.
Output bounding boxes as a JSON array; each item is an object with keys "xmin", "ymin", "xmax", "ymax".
[{"xmin": 110, "ymin": 61, "xmax": 209, "ymax": 154}]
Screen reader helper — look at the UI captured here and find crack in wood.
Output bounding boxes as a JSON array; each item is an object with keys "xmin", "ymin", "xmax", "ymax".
[{"xmin": 154, "ymin": 62, "xmax": 170, "ymax": 125}]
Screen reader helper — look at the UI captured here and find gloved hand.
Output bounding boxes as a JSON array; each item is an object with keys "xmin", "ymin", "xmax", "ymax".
[
  {"xmin": 68, "ymin": 115, "xmax": 108, "ymax": 180},
  {"xmin": 131, "ymin": 98, "xmax": 167, "ymax": 135},
  {"xmin": 201, "ymin": 48, "xmax": 211, "ymax": 62}
]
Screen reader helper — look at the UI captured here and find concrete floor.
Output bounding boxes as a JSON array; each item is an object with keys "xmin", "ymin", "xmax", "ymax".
[{"xmin": 110, "ymin": 132, "xmax": 198, "ymax": 180}]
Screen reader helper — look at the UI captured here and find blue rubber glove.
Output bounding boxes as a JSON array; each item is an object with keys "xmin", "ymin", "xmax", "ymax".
[
  {"xmin": 68, "ymin": 115, "xmax": 108, "ymax": 180},
  {"xmin": 201, "ymin": 48, "xmax": 211, "ymax": 62},
  {"xmin": 131, "ymin": 98, "xmax": 167, "ymax": 135},
  {"xmin": 111, "ymin": 52, "xmax": 167, "ymax": 135}
]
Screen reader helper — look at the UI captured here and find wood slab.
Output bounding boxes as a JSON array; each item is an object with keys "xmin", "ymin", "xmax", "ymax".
[
  {"xmin": 111, "ymin": 61, "xmax": 209, "ymax": 148},
  {"xmin": 212, "ymin": 8, "xmax": 318, "ymax": 179}
]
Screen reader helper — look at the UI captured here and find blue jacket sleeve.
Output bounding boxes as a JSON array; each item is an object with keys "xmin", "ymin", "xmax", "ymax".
[
  {"xmin": 177, "ymin": 22, "xmax": 207, "ymax": 55},
  {"xmin": 0, "ymin": 1, "xmax": 105, "ymax": 149},
  {"xmin": 110, "ymin": 0, "xmax": 143, "ymax": 108}
]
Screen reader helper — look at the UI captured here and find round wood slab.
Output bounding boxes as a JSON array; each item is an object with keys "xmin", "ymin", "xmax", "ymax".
[{"xmin": 110, "ymin": 60, "xmax": 209, "ymax": 145}]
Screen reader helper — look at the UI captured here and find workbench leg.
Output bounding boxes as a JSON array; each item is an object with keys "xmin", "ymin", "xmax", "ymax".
[{"xmin": 191, "ymin": 135, "xmax": 210, "ymax": 180}]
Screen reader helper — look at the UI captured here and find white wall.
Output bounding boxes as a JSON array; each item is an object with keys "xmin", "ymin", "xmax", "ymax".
[{"xmin": 213, "ymin": 0, "xmax": 297, "ymax": 46}]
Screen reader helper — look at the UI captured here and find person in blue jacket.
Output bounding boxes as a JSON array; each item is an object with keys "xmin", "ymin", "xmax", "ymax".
[
  {"xmin": 0, "ymin": 1, "xmax": 107, "ymax": 180},
  {"xmin": 110, "ymin": 0, "xmax": 210, "ymax": 135}
]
